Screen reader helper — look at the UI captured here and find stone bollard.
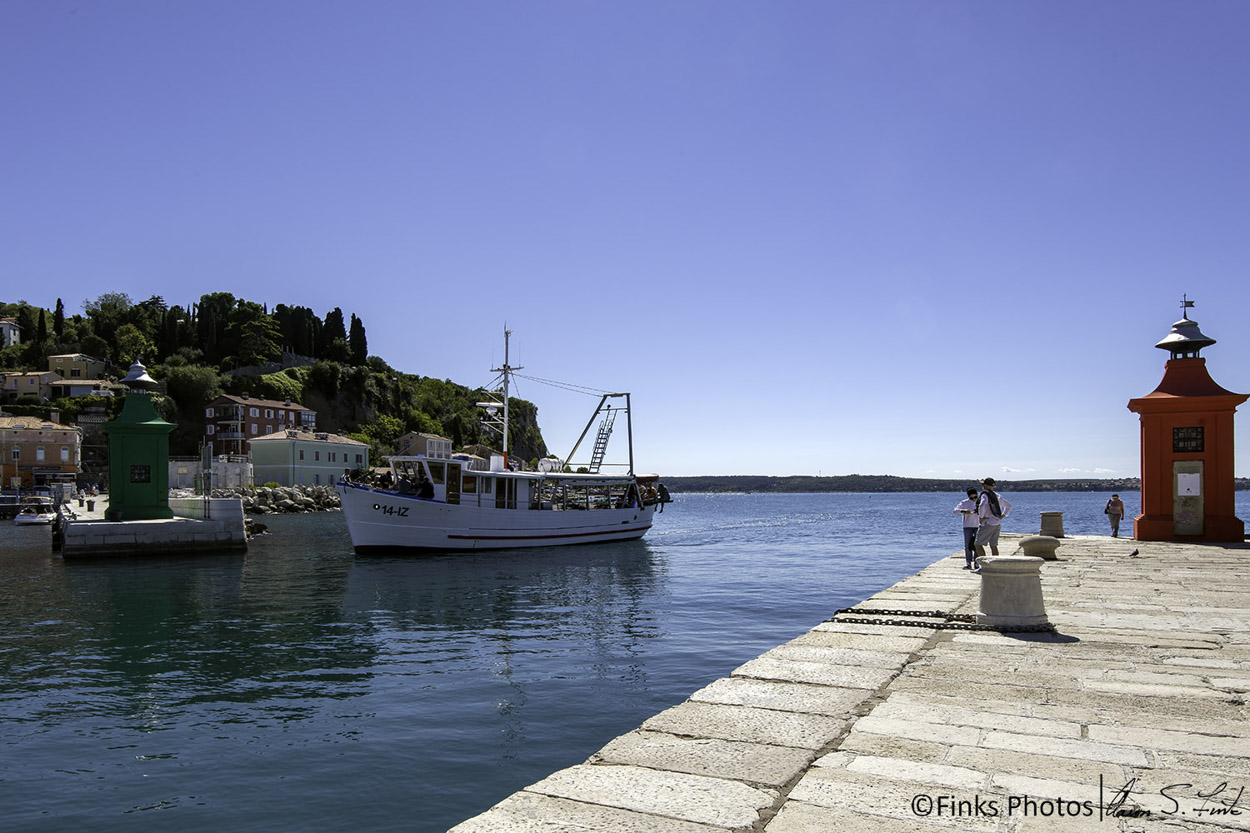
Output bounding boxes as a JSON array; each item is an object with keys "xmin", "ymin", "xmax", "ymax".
[
  {"xmin": 977, "ymin": 555, "xmax": 1049, "ymax": 629},
  {"xmin": 1019, "ymin": 535, "xmax": 1061, "ymax": 561},
  {"xmin": 1039, "ymin": 511, "xmax": 1064, "ymax": 537}
]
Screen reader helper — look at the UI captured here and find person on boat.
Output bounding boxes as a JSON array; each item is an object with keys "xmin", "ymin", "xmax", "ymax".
[
  {"xmin": 397, "ymin": 476, "xmax": 415, "ymax": 495},
  {"xmin": 973, "ymin": 477, "xmax": 1012, "ymax": 566},
  {"xmin": 954, "ymin": 487, "xmax": 980, "ymax": 570},
  {"xmin": 416, "ymin": 473, "xmax": 434, "ymax": 500},
  {"xmin": 656, "ymin": 482, "xmax": 671, "ymax": 512}
]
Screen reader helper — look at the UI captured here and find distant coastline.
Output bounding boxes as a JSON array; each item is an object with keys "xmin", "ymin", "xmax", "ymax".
[{"xmin": 661, "ymin": 474, "xmax": 1250, "ymax": 493}]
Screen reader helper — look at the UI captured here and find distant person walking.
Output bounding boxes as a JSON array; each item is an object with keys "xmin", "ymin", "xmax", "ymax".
[
  {"xmin": 1105, "ymin": 493, "xmax": 1126, "ymax": 537},
  {"xmin": 974, "ymin": 477, "xmax": 1012, "ymax": 565},
  {"xmin": 954, "ymin": 487, "xmax": 980, "ymax": 570}
]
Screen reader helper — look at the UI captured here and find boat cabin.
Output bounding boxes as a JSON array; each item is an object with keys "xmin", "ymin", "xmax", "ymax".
[{"xmin": 380, "ymin": 456, "xmax": 646, "ymax": 511}]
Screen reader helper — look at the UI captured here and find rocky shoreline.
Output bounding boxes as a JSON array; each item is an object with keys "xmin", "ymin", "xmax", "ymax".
[{"xmin": 171, "ymin": 485, "xmax": 342, "ymax": 515}]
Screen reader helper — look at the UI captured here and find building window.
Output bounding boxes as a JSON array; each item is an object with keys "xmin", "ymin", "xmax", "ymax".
[
  {"xmin": 330, "ymin": 452, "xmax": 336, "ymax": 463},
  {"xmin": 60, "ymin": 447, "xmax": 69, "ymax": 462},
  {"xmin": 250, "ymin": 423, "xmax": 258, "ymax": 435},
  {"xmin": 249, "ymin": 407, "xmax": 259, "ymax": 417},
  {"xmin": 355, "ymin": 454, "xmax": 362, "ymax": 465},
  {"xmin": 315, "ymin": 473, "xmax": 321, "ymax": 485},
  {"xmin": 36, "ymin": 446, "xmax": 45, "ymax": 462},
  {"xmin": 207, "ymin": 425, "xmax": 215, "ymax": 435},
  {"xmin": 71, "ymin": 368, "xmax": 82, "ymax": 378},
  {"xmin": 206, "ymin": 407, "xmax": 215, "ymax": 418},
  {"xmin": 265, "ymin": 409, "xmax": 273, "ymax": 418},
  {"xmin": 315, "ymin": 451, "xmax": 320, "ymax": 461},
  {"xmin": 299, "ymin": 450, "xmax": 304, "ymax": 460},
  {"xmin": 11, "ymin": 449, "xmax": 18, "ymax": 461}
]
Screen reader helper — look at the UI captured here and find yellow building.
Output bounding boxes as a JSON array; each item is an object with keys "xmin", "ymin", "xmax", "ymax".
[{"xmin": 47, "ymin": 353, "xmax": 108, "ymax": 380}]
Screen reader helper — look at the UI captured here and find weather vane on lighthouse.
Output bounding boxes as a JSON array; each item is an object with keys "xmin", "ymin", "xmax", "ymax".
[{"xmin": 1180, "ymin": 294, "xmax": 1195, "ymax": 320}]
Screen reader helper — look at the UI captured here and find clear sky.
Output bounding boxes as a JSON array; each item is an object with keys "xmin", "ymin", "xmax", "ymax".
[{"xmin": 4, "ymin": 2, "xmax": 1249, "ymax": 478}]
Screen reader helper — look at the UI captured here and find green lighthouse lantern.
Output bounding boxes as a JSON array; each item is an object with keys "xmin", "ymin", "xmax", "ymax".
[{"xmin": 103, "ymin": 358, "xmax": 175, "ymax": 521}]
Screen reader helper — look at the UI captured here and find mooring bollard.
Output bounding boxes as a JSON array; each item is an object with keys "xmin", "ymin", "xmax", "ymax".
[
  {"xmin": 1039, "ymin": 511, "xmax": 1064, "ymax": 538},
  {"xmin": 1019, "ymin": 535, "xmax": 1062, "ymax": 560},
  {"xmin": 977, "ymin": 555, "xmax": 1049, "ymax": 628}
]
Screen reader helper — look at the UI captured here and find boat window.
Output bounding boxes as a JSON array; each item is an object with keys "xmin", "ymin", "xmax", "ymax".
[
  {"xmin": 463, "ymin": 475, "xmax": 477, "ymax": 494},
  {"xmin": 427, "ymin": 462, "xmax": 445, "ymax": 484},
  {"xmin": 482, "ymin": 477, "xmax": 493, "ymax": 494}
]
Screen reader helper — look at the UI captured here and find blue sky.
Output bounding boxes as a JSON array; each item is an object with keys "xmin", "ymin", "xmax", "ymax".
[{"xmin": 4, "ymin": 2, "xmax": 1249, "ymax": 478}]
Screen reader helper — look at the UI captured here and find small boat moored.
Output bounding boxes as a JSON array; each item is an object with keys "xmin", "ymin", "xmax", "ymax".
[{"xmin": 14, "ymin": 497, "xmax": 56, "ymax": 525}]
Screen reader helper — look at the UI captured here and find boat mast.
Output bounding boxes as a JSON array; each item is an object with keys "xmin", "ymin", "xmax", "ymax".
[{"xmin": 490, "ymin": 327, "xmax": 522, "ymax": 468}]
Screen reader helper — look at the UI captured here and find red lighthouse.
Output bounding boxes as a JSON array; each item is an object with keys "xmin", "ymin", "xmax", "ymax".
[{"xmin": 1127, "ymin": 299, "xmax": 1247, "ymax": 541}]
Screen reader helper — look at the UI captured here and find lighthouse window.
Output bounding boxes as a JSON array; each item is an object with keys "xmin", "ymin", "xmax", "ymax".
[{"xmin": 1173, "ymin": 427, "xmax": 1204, "ymax": 453}]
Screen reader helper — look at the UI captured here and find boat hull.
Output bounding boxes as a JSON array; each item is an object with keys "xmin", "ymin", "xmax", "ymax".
[{"xmin": 335, "ymin": 482, "xmax": 656, "ymax": 552}]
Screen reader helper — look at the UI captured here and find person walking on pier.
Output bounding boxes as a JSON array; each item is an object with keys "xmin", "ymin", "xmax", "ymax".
[
  {"xmin": 974, "ymin": 477, "xmax": 1012, "ymax": 566},
  {"xmin": 1105, "ymin": 493, "xmax": 1126, "ymax": 537},
  {"xmin": 954, "ymin": 487, "xmax": 980, "ymax": 570}
]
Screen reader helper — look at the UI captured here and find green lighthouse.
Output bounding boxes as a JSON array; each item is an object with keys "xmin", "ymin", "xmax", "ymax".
[{"xmin": 103, "ymin": 358, "xmax": 175, "ymax": 521}]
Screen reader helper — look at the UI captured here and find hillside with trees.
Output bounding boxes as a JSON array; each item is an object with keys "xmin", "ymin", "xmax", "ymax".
[{"xmin": 0, "ymin": 295, "xmax": 547, "ymax": 464}]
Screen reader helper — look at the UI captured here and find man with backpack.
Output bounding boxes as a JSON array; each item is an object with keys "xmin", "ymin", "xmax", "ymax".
[{"xmin": 973, "ymin": 477, "xmax": 1013, "ymax": 568}]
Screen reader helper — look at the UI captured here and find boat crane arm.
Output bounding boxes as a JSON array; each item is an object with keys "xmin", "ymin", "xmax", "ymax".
[{"xmin": 564, "ymin": 392, "xmax": 634, "ymax": 476}]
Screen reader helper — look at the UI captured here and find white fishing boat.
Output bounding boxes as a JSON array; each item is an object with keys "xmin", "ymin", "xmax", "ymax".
[
  {"xmin": 335, "ymin": 330, "xmax": 669, "ymax": 553},
  {"xmin": 13, "ymin": 497, "xmax": 56, "ymax": 525}
]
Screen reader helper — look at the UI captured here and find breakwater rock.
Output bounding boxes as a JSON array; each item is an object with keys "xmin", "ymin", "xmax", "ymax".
[{"xmin": 210, "ymin": 485, "xmax": 342, "ymax": 515}]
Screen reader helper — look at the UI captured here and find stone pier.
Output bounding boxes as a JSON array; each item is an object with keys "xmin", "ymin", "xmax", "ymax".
[{"xmin": 450, "ymin": 534, "xmax": 1250, "ymax": 832}]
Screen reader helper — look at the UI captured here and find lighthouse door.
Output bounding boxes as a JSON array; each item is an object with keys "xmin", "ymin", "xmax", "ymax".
[{"xmin": 1173, "ymin": 460, "xmax": 1204, "ymax": 536}]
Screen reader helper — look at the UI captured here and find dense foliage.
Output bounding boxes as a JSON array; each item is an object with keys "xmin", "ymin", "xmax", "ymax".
[{"xmin": 1, "ymin": 295, "xmax": 548, "ymax": 463}]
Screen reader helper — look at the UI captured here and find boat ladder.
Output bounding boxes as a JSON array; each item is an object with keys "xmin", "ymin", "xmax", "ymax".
[{"xmin": 587, "ymin": 410, "xmax": 617, "ymax": 473}]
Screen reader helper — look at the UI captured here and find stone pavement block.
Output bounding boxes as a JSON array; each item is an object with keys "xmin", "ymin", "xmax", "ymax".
[
  {"xmin": 525, "ymin": 763, "xmax": 777, "ymax": 829},
  {"xmin": 641, "ymin": 701, "xmax": 846, "ymax": 750},
  {"xmin": 789, "ymin": 630, "xmax": 928, "ymax": 654},
  {"xmin": 1101, "ymin": 668, "xmax": 1211, "ymax": 687},
  {"xmin": 733, "ymin": 656, "xmax": 898, "ymax": 689},
  {"xmin": 850, "ymin": 716, "xmax": 981, "ymax": 746},
  {"xmin": 446, "ymin": 791, "xmax": 727, "ymax": 833},
  {"xmin": 765, "ymin": 643, "xmax": 915, "ymax": 670},
  {"xmin": 782, "ymin": 768, "xmax": 1001, "ymax": 831},
  {"xmin": 1155, "ymin": 750, "xmax": 1250, "ymax": 779},
  {"xmin": 867, "ymin": 699, "xmax": 1083, "ymax": 739},
  {"xmin": 837, "ymin": 731, "xmax": 954, "ymax": 765},
  {"xmin": 813, "ymin": 621, "xmax": 933, "ymax": 638},
  {"xmin": 592, "ymin": 730, "xmax": 814, "ymax": 788},
  {"xmin": 990, "ymin": 772, "xmax": 1103, "ymax": 803},
  {"xmin": 1081, "ymin": 679, "xmax": 1227, "ymax": 699},
  {"xmin": 945, "ymin": 745, "xmax": 1124, "ymax": 787},
  {"xmin": 981, "ymin": 730, "xmax": 1149, "ymax": 766},
  {"xmin": 846, "ymin": 755, "xmax": 986, "ymax": 790},
  {"xmin": 689, "ymin": 676, "xmax": 870, "ymax": 716},
  {"xmin": 765, "ymin": 801, "xmax": 979, "ymax": 833},
  {"xmin": 1088, "ymin": 724, "xmax": 1250, "ymax": 757}
]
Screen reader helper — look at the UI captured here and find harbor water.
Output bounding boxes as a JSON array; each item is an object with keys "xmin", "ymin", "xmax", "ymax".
[{"xmin": 2, "ymin": 490, "xmax": 1241, "ymax": 832}]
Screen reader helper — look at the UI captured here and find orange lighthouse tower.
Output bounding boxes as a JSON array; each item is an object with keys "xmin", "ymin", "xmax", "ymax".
[{"xmin": 1127, "ymin": 298, "xmax": 1247, "ymax": 542}]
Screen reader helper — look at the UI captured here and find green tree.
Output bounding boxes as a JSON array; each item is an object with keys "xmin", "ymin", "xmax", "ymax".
[
  {"xmin": 115, "ymin": 323, "xmax": 155, "ymax": 364},
  {"xmin": 236, "ymin": 317, "xmax": 283, "ymax": 366},
  {"xmin": 349, "ymin": 313, "xmax": 368, "ymax": 365},
  {"xmin": 53, "ymin": 299, "xmax": 65, "ymax": 338}
]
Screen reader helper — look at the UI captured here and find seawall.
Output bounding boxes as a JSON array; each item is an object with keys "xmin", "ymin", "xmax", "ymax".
[{"xmin": 449, "ymin": 533, "xmax": 1250, "ymax": 831}]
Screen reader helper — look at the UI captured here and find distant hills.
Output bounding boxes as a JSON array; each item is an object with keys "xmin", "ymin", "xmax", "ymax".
[{"xmin": 663, "ymin": 474, "xmax": 1195, "ymax": 493}]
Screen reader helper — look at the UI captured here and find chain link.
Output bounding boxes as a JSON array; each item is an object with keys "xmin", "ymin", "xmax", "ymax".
[{"xmin": 828, "ymin": 607, "xmax": 1055, "ymax": 633}]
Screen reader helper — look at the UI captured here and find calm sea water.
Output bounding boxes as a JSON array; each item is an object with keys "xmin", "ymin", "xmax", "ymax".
[{"xmin": 2, "ymin": 490, "xmax": 1242, "ymax": 832}]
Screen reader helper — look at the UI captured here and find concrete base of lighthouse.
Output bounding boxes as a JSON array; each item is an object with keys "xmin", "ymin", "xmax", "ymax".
[{"xmin": 1134, "ymin": 513, "xmax": 1246, "ymax": 543}]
